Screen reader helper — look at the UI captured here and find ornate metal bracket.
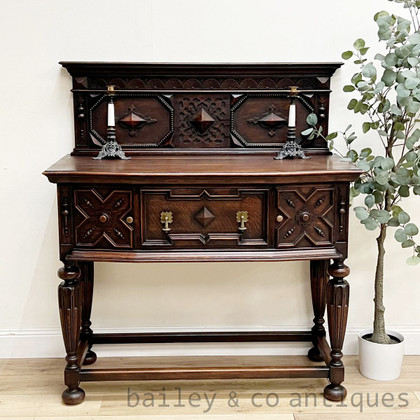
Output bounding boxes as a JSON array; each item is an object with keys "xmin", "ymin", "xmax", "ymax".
[{"xmin": 274, "ymin": 127, "xmax": 309, "ymax": 160}]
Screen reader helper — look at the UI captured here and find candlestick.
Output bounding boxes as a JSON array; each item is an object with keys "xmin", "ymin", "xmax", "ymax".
[
  {"xmin": 274, "ymin": 86, "xmax": 309, "ymax": 160},
  {"xmin": 93, "ymin": 86, "xmax": 130, "ymax": 160}
]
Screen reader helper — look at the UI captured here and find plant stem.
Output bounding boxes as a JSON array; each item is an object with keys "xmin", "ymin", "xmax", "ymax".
[{"xmin": 371, "ymin": 223, "xmax": 391, "ymax": 344}]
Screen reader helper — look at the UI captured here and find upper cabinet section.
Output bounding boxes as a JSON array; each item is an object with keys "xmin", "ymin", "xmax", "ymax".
[{"xmin": 60, "ymin": 62, "xmax": 342, "ymax": 155}]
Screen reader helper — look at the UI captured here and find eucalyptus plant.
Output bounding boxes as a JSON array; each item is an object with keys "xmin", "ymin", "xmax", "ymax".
[{"xmin": 304, "ymin": 0, "xmax": 420, "ymax": 345}]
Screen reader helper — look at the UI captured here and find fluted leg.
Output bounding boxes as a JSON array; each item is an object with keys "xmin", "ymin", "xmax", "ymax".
[
  {"xmin": 80, "ymin": 262, "xmax": 97, "ymax": 365},
  {"xmin": 324, "ymin": 258, "xmax": 350, "ymax": 401},
  {"xmin": 308, "ymin": 260, "xmax": 328, "ymax": 362},
  {"xmin": 58, "ymin": 263, "xmax": 85, "ymax": 405}
]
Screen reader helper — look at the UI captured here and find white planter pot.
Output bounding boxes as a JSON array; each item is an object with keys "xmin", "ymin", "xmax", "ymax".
[{"xmin": 358, "ymin": 329, "xmax": 404, "ymax": 381}]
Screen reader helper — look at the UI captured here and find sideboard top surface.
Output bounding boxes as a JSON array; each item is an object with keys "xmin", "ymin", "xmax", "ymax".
[{"xmin": 44, "ymin": 154, "xmax": 362, "ymax": 184}]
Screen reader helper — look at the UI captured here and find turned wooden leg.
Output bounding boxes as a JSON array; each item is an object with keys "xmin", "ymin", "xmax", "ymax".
[
  {"xmin": 80, "ymin": 262, "xmax": 97, "ymax": 366},
  {"xmin": 324, "ymin": 258, "xmax": 350, "ymax": 402},
  {"xmin": 308, "ymin": 260, "xmax": 329, "ymax": 362},
  {"xmin": 58, "ymin": 263, "xmax": 85, "ymax": 405}
]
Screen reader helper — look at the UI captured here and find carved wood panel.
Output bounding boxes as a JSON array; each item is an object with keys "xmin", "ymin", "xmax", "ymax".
[
  {"xmin": 89, "ymin": 94, "xmax": 173, "ymax": 148},
  {"xmin": 62, "ymin": 62, "xmax": 341, "ymax": 154},
  {"xmin": 232, "ymin": 94, "xmax": 315, "ymax": 147},
  {"xmin": 173, "ymin": 95, "xmax": 230, "ymax": 147},
  {"xmin": 275, "ymin": 185, "xmax": 335, "ymax": 248},
  {"xmin": 141, "ymin": 187, "xmax": 269, "ymax": 248},
  {"xmin": 74, "ymin": 189, "xmax": 134, "ymax": 248}
]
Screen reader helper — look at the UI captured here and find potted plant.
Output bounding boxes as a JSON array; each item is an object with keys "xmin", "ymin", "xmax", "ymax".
[{"xmin": 304, "ymin": 0, "xmax": 420, "ymax": 380}]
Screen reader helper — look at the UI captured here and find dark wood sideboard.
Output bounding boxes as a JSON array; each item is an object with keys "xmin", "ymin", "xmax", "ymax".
[{"xmin": 43, "ymin": 62, "xmax": 362, "ymax": 405}]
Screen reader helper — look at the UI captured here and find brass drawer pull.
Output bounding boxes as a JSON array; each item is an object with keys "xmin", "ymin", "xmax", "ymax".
[
  {"xmin": 276, "ymin": 214, "xmax": 284, "ymax": 223},
  {"xmin": 236, "ymin": 210, "xmax": 248, "ymax": 232},
  {"xmin": 126, "ymin": 216, "xmax": 133, "ymax": 224},
  {"xmin": 161, "ymin": 211, "xmax": 173, "ymax": 233}
]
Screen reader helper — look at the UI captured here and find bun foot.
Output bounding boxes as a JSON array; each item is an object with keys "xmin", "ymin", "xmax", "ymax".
[
  {"xmin": 62, "ymin": 387, "xmax": 85, "ymax": 405},
  {"xmin": 83, "ymin": 350, "xmax": 97, "ymax": 365},
  {"xmin": 307, "ymin": 346, "xmax": 323, "ymax": 362},
  {"xmin": 324, "ymin": 384, "xmax": 347, "ymax": 401}
]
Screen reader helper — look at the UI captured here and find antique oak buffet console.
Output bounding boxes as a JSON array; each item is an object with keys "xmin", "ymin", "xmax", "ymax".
[{"xmin": 43, "ymin": 62, "xmax": 362, "ymax": 405}]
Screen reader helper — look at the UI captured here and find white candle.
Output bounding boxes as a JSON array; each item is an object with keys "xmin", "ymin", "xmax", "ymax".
[
  {"xmin": 107, "ymin": 99, "xmax": 115, "ymax": 127},
  {"xmin": 288, "ymin": 103, "xmax": 296, "ymax": 127}
]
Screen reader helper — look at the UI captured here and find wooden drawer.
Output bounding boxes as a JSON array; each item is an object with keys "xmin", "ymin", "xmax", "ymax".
[
  {"xmin": 74, "ymin": 188, "xmax": 134, "ymax": 249},
  {"xmin": 275, "ymin": 185, "xmax": 335, "ymax": 248},
  {"xmin": 141, "ymin": 187, "xmax": 269, "ymax": 248}
]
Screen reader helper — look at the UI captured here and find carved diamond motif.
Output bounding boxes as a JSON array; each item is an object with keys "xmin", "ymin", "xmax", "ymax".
[
  {"xmin": 247, "ymin": 105, "xmax": 287, "ymax": 137},
  {"xmin": 194, "ymin": 206, "xmax": 215, "ymax": 227},
  {"xmin": 118, "ymin": 105, "xmax": 157, "ymax": 136},
  {"xmin": 190, "ymin": 108, "xmax": 215, "ymax": 133}
]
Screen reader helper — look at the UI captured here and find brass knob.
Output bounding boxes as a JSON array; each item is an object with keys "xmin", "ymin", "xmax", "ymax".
[
  {"xmin": 99, "ymin": 214, "xmax": 108, "ymax": 223},
  {"xmin": 126, "ymin": 216, "xmax": 133, "ymax": 224},
  {"xmin": 276, "ymin": 214, "xmax": 284, "ymax": 223}
]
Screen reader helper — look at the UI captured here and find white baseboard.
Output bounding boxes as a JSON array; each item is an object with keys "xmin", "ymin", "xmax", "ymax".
[{"xmin": 1, "ymin": 326, "xmax": 419, "ymax": 358}]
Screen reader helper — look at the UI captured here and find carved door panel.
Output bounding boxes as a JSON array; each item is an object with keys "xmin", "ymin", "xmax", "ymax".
[
  {"xmin": 141, "ymin": 187, "xmax": 269, "ymax": 248},
  {"xmin": 275, "ymin": 185, "xmax": 335, "ymax": 248},
  {"xmin": 74, "ymin": 188, "xmax": 134, "ymax": 248}
]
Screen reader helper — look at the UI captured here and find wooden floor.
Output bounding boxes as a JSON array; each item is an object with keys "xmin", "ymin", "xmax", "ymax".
[{"xmin": 1, "ymin": 355, "xmax": 420, "ymax": 419}]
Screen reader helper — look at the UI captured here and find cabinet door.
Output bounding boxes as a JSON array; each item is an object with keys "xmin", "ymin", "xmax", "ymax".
[
  {"xmin": 275, "ymin": 185, "xmax": 335, "ymax": 248},
  {"xmin": 141, "ymin": 187, "xmax": 269, "ymax": 248},
  {"xmin": 74, "ymin": 188, "xmax": 134, "ymax": 249}
]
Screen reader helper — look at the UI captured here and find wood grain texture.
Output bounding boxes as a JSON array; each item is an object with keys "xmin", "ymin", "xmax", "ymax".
[{"xmin": 43, "ymin": 154, "xmax": 362, "ymax": 184}]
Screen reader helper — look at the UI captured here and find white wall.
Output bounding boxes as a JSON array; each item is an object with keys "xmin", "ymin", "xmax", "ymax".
[{"xmin": 1, "ymin": 0, "xmax": 419, "ymax": 358}]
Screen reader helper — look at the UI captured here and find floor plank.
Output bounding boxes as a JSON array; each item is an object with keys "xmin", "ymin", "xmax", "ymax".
[{"xmin": 0, "ymin": 356, "xmax": 419, "ymax": 418}]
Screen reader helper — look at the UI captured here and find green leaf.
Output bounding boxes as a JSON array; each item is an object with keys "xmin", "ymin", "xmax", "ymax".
[
  {"xmin": 399, "ymin": 185, "xmax": 410, "ymax": 197},
  {"xmin": 355, "ymin": 206, "xmax": 370, "ymax": 221},
  {"xmin": 381, "ymin": 157, "xmax": 395, "ymax": 170},
  {"xmin": 343, "ymin": 85, "xmax": 355, "ymax": 92},
  {"xmin": 388, "ymin": 217, "xmax": 400, "ymax": 227},
  {"xmin": 384, "ymin": 53, "xmax": 398, "ymax": 66},
  {"xmin": 365, "ymin": 195, "xmax": 375, "ymax": 208},
  {"xmin": 362, "ymin": 63, "xmax": 377, "ymax": 78},
  {"xmin": 376, "ymin": 170, "xmax": 389, "ymax": 185},
  {"xmin": 395, "ymin": 228, "xmax": 408, "ymax": 242},
  {"xmin": 362, "ymin": 122, "xmax": 371, "ymax": 133},
  {"xmin": 407, "ymin": 128, "xmax": 420, "ymax": 149},
  {"xmin": 373, "ymin": 190, "xmax": 384, "ymax": 204},
  {"xmin": 301, "ymin": 128, "xmax": 314, "ymax": 136},
  {"xmin": 390, "ymin": 104, "xmax": 402, "ymax": 115},
  {"xmin": 342, "ymin": 51, "xmax": 353, "ymax": 60},
  {"xmin": 405, "ymin": 151, "xmax": 418, "ymax": 163},
  {"xmin": 396, "ymin": 168, "xmax": 411, "ymax": 185},
  {"xmin": 382, "ymin": 69, "xmax": 396, "ymax": 86},
  {"xmin": 347, "ymin": 98, "xmax": 358, "ymax": 110},
  {"xmin": 405, "ymin": 77, "xmax": 420, "ymax": 89},
  {"xmin": 414, "ymin": 185, "xmax": 420, "ymax": 195},
  {"xmin": 362, "ymin": 217, "xmax": 379, "ymax": 231},
  {"xmin": 406, "ymin": 255, "xmax": 420, "ymax": 266},
  {"xmin": 404, "ymin": 223, "xmax": 419, "ymax": 236},
  {"xmin": 360, "ymin": 147, "xmax": 372, "ymax": 158},
  {"xmin": 353, "ymin": 38, "xmax": 366, "ymax": 50},
  {"xmin": 398, "ymin": 211, "xmax": 411, "ymax": 224},
  {"xmin": 402, "ymin": 239, "xmax": 415, "ymax": 248},
  {"xmin": 306, "ymin": 113, "xmax": 318, "ymax": 126},
  {"xmin": 357, "ymin": 160, "xmax": 371, "ymax": 171},
  {"xmin": 326, "ymin": 132, "xmax": 338, "ymax": 141},
  {"xmin": 376, "ymin": 210, "xmax": 391, "ymax": 224}
]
